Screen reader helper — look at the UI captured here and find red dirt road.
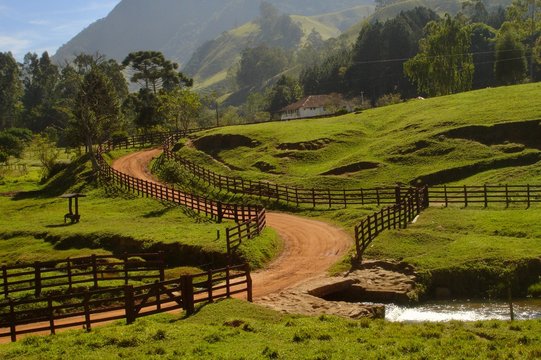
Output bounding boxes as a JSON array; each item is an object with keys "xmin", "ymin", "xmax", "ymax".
[{"xmin": 112, "ymin": 149, "xmax": 353, "ymax": 299}]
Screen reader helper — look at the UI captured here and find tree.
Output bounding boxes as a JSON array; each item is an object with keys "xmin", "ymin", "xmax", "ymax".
[
  {"xmin": 404, "ymin": 15, "xmax": 474, "ymax": 97},
  {"xmin": 157, "ymin": 88, "xmax": 201, "ymax": 132},
  {"xmin": 20, "ymin": 52, "xmax": 60, "ymax": 132},
  {"xmin": 506, "ymin": 0, "xmax": 541, "ymax": 79},
  {"xmin": 0, "ymin": 127, "xmax": 32, "ymax": 162},
  {"xmin": 236, "ymin": 45, "xmax": 289, "ymax": 89},
  {"xmin": 71, "ymin": 67, "xmax": 120, "ymax": 170},
  {"xmin": 30, "ymin": 134, "xmax": 61, "ymax": 178},
  {"xmin": 494, "ymin": 23, "xmax": 528, "ymax": 84},
  {"xmin": 470, "ymin": 23, "xmax": 497, "ymax": 88},
  {"xmin": 0, "ymin": 52, "xmax": 22, "ymax": 130},
  {"xmin": 123, "ymin": 51, "xmax": 192, "ymax": 131},
  {"xmin": 122, "ymin": 51, "xmax": 192, "ymax": 94},
  {"xmin": 267, "ymin": 75, "xmax": 303, "ymax": 113}
]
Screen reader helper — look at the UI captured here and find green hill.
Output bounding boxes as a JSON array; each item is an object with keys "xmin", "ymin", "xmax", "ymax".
[
  {"xmin": 186, "ymin": 9, "xmax": 376, "ymax": 92},
  {"xmin": 176, "ymin": 83, "xmax": 541, "ymax": 188}
]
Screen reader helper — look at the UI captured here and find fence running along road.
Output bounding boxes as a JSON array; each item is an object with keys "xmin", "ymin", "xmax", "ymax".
[
  {"xmin": 1, "ymin": 253, "xmax": 165, "ymax": 299},
  {"xmin": 0, "ymin": 255, "xmax": 251, "ymax": 342},
  {"xmin": 98, "ymin": 132, "xmax": 267, "ymax": 256}
]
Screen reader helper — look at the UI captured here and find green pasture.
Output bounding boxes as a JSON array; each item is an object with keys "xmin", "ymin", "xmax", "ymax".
[
  {"xmin": 1, "ymin": 299, "xmax": 540, "ymax": 359},
  {"xmin": 0, "ymin": 151, "xmax": 279, "ymax": 270},
  {"xmin": 176, "ymin": 83, "xmax": 541, "ymax": 188}
]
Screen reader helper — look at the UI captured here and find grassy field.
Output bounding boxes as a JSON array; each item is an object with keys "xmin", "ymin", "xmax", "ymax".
[
  {"xmin": 366, "ymin": 206, "xmax": 541, "ymax": 297},
  {"xmin": 0, "ymin": 151, "xmax": 280, "ymax": 270},
  {"xmin": 177, "ymin": 83, "xmax": 541, "ymax": 189},
  {"xmin": 1, "ymin": 299, "xmax": 540, "ymax": 359}
]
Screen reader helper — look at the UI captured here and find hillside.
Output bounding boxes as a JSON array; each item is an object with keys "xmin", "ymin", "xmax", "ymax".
[
  {"xmin": 175, "ymin": 83, "xmax": 541, "ymax": 189},
  {"xmin": 185, "ymin": 8, "xmax": 376, "ymax": 91},
  {"xmin": 53, "ymin": 0, "xmax": 375, "ymax": 66},
  {"xmin": 342, "ymin": 0, "xmax": 512, "ymax": 43}
]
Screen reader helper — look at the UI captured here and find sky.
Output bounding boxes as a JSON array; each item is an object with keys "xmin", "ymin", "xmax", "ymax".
[{"xmin": 0, "ymin": 0, "xmax": 121, "ymax": 61}]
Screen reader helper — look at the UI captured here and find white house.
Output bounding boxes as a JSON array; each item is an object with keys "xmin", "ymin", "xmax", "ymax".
[{"xmin": 279, "ymin": 94, "xmax": 353, "ymax": 121}]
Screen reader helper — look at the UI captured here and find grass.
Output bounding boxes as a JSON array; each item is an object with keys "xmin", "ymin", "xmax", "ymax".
[
  {"xmin": 1, "ymin": 299, "xmax": 541, "ymax": 359},
  {"xmin": 0, "ymin": 150, "xmax": 280, "ymax": 271},
  {"xmin": 368, "ymin": 207, "xmax": 541, "ymax": 270},
  {"xmin": 365, "ymin": 206, "xmax": 541, "ymax": 297},
  {"xmin": 177, "ymin": 83, "xmax": 541, "ymax": 188}
]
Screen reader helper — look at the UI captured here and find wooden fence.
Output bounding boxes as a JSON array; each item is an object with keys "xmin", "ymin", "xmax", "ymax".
[
  {"xmin": 1, "ymin": 253, "xmax": 165, "ymax": 299},
  {"xmin": 0, "ymin": 264, "xmax": 251, "ymax": 342},
  {"xmin": 429, "ymin": 184, "xmax": 541, "ymax": 208},
  {"xmin": 97, "ymin": 134, "xmax": 267, "ymax": 257},
  {"xmin": 354, "ymin": 187, "xmax": 429, "ymax": 260},
  {"xmin": 163, "ymin": 135, "xmax": 401, "ymax": 208}
]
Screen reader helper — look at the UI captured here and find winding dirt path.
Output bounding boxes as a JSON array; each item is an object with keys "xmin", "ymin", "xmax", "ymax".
[{"xmin": 112, "ymin": 149, "xmax": 352, "ymax": 299}]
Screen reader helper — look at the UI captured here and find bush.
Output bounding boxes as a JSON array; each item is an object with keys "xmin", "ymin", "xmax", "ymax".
[
  {"xmin": 376, "ymin": 93, "xmax": 402, "ymax": 107},
  {"xmin": 527, "ymin": 281, "xmax": 541, "ymax": 297}
]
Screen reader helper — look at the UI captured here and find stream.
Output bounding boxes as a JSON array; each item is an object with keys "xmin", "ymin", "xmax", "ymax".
[{"xmin": 384, "ymin": 299, "xmax": 541, "ymax": 322}]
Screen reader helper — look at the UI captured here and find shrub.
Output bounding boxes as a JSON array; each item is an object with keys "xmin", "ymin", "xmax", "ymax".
[
  {"xmin": 527, "ymin": 281, "xmax": 541, "ymax": 297},
  {"xmin": 376, "ymin": 93, "xmax": 402, "ymax": 107}
]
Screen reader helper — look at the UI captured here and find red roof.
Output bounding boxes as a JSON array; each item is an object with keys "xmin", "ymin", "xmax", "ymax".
[{"xmin": 280, "ymin": 95, "xmax": 338, "ymax": 112}]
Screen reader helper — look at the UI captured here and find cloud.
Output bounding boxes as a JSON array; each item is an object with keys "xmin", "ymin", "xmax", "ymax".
[
  {"xmin": 0, "ymin": 35, "xmax": 31, "ymax": 55},
  {"xmin": 28, "ymin": 19, "xmax": 51, "ymax": 26}
]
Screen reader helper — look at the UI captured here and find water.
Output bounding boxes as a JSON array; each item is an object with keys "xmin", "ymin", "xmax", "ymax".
[{"xmin": 384, "ymin": 299, "xmax": 541, "ymax": 322}]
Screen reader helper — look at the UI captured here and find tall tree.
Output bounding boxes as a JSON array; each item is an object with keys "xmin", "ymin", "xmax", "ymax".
[
  {"xmin": 157, "ymin": 88, "xmax": 201, "ymax": 132},
  {"xmin": 123, "ymin": 51, "xmax": 192, "ymax": 131},
  {"xmin": 506, "ymin": 0, "xmax": 541, "ymax": 79},
  {"xmin": 237, "ymin": 45, "xmax": 289, "ymax": 89},
  {"xmin": 122, "ymin": 51, "xmax": 192, "ymax": 94},
  {"xmin": 494, "ymin": 23, "xmax": 528, "ymax": 84},
  {"xmin": 0, "ymin": 52, "xmax": 22, "ymax": 129},
  {"xmin": 404, "ymin": 15, "xmax": 474, "ymax": 97},
  {"xmin": 20, "ymin": 52, "xmax": 60, "ymax": 132},
  {"xmin": 71, "ymin": 66, "xmax": 120, "ymax": 170},
  {"xmin": 470, "ymin": 23, "xmax": 497, "ymax": 88},
  {"xmin": 267, "ymin": 75, "xmax": 303, "ymax": 113}
]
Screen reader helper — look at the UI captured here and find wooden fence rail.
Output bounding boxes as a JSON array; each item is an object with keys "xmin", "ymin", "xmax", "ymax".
[
  {"xmin": 354, "ymin": 187, "xmax": 429, "ymax": 260},
  {"xmin": 1, "ymin": 253, "xmax": 165, "ymax": 299},
  {"xmin": 163, "ymin": 134, "xmax": 402, "ymax": 208},
  {"xmin": 429, "ymin": 184, "xmax": 541, "ymax": 208},
  {"xmin": 97, "ymin": 133, "xmax": 267, "ymax": 257},
  {"xmin": 0, "ymin": 264, "xmax": 251, "ymax": 342}
]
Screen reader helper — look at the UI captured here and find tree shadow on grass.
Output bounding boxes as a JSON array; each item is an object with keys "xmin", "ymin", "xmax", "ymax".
[{"xmin": 11, "ymin": 154, "xmax": 95, "ymax": 201}]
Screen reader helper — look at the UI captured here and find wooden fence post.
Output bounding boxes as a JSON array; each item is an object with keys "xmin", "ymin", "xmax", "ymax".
[
  {"xmin": 158, "ymin": 252, "xmax": 165, "ymax": 282},
  {"xmin": 312, "ymin": 188, "xmax": 316, "ymax": 208},
  {"xmin": 463, "ymin": 185, "xmax": 468, "ymax": 207},
  {"xmin": 217, "ymin": 202, "xmax": 223, "ymax": 223},
  {"xmin": 181, "ymin": 276, "xmax": 195, "ymax": 315},
  {"xmin": 34, "ymin": 261, "xmax": 41, "ymax": 297},
  {"xmin": 9, "ymin": 299, "xmax": 16, "ymax": 342},
  {"xmin": 207, "ymin": 270, "xmax": 213, "ymax": 303},
  {"xmin": 123, "ymin": 252, "xmax": 129, "ymax": 285},
  {"xmin": 245, "ymin": 264, "xmax": 253, "ymax": 302},
  {"xmin": 527, "ymin": 184, "xmax": 531, "ymax": 208},
  {"xmin": 395, "ymin": 186, "xmax": 401, "ymax": 204},
  {"xmin": 91, "ymin": 254, "xmax": 98, "ymax": 288},
  {"xmin": 444, "ymin": 185, "xmax": 448, "ymax": 207},
  {"xmin": 155, "ymin": 280, "xmax": 161, "ymax": 311},
  {"xmin": 484, "ymin": 184, "xmax": 488, "ymax": 208},
  {"xmin": 2, "ymin": 265, "xmax": 8, "ymax": 297},
  {"xmin": 505, "ymin": 184, "xmax": 510, "ymax": 208},
  {"xmin": 67, "ymin": 258, "xmax": 73, "ymax": 291},
  {"xmin": 48, "ymin": 296, "xmax": 55, "ymax": 335},
  {"xmin": 226, "ymin": 266, "xmax": 231, "ymax": 298},
  {"xmin": 84, "ymin": 291, "xmax": 91, "ymax": 332},
  {"xmin": 125, "ymin": 285, "xmax": 135, "ymax": 324}
]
